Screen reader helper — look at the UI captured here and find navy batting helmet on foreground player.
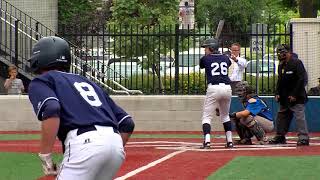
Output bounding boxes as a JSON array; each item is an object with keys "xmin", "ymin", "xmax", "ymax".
[
  {"xmin": 28, "ymin": 36, "xmax": 134, "ymax": 180},
  {"xmin": 199, "ymin": 38, "xmax": 233, "ymax": 149}
]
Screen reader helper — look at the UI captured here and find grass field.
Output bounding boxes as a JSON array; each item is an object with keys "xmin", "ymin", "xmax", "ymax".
[{"xmin": 0, "ymin": 132, "xmax": 320, "ymax": 180}]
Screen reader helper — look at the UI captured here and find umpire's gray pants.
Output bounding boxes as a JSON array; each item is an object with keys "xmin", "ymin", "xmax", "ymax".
[{"xmin": 275, "ymin": 104, "xmax": 309, "ymax": 140}]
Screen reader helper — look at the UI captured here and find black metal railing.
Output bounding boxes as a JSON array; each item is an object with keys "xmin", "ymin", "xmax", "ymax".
[
  {"xmin": 61, "ymin": 23, "xmax": 291, "ymax": 95},
  {"xmin": 0, "ymin": 0, "xmax": 143, "ymax": 95},
  {"xmin": 0, "ymin": 0, "xmax": 56, "ymax": 78},
  {"xmin": 0, "ymin": 0, "xmax": 292, "ymax": 95}
]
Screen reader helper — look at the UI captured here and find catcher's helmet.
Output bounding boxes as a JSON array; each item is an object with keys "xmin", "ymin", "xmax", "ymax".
[
  {"xmin": 201, "ymin": 38, "xmax": 219, "ymax": 50},
  {"xmin": 235, "ymin": 81, "xmax": 256, "ymax": 102},
  {"xmin": 29, "ymin": 36, "xmax": 71, "ymax": 74}
]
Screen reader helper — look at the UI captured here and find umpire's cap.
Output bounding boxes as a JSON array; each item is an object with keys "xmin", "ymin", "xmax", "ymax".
[
  {"xmin": 201, "ymin": 38, "xmax": 219, "ymax": 50},
  {"xmin": 29, "ymin": 36, "xmax": 71, "ymax": 74}
]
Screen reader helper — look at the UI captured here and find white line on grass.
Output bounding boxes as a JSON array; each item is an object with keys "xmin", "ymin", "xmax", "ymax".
[{"xmin": 114, "ymin": 150, "xmax": 186, "ymax": 180}]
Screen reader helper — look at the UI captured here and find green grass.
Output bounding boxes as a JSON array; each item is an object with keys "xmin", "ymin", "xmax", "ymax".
[
  {"xmin": 0, "ymin": 134, "xmax": 40, "ymax": 141},
  {"xmin": 0, "ymin": 152, "xmax": 62, "ymax": 180},
  {"xmin": 208, "ymin": 156, "xmax": 320, "ymax": 180}
]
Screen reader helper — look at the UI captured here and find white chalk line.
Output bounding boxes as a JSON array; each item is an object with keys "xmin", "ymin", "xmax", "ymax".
[
  {"xmin": 2, "ymin": 141, "xmax": 320, "ymax": 147},
  {"xmin": 156, "ymin": 146, "xmax": 297, "ymax": 151},
  {"xmin": 127, "ymin": 141, "xmax": 200, "ymax": 145},
  {"xmin": 114, "ymin": 150, "xmax": 186, "ymax": 180}
]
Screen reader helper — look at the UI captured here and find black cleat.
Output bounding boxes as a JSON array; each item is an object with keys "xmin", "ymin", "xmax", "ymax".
[
  {"xmin": 297, "ymin": 139, "xmax": 309, "ymax": 146},
  {"xmin": 269, "ymin": 135, "xmax": 286, "ymax": 144},
  {"xmin": 200, "ymin": 142, "xmax": 211, "ymax": 149},
  {"xmin": 225, "ymin": 142, "xmax": 234, "ymax": 148},
  {"xmin": 234, "ymin": 138, "xmax": 252, "ymax": 145}
]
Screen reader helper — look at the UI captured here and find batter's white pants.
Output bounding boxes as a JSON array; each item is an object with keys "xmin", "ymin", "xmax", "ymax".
[
  {"xmin": 202, "ymin": 83, "xmax": 232, "ymax": 125},
  {"xmin": 56, "ymin": 125, "xmax": 125, "ymax": 180}
]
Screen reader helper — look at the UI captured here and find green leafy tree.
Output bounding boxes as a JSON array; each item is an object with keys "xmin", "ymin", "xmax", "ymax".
[
  {"xmin": 196, "ymin": 0, "xmax": 265, "ymax": 33},
  {"xmin": 108, "ymin": 0, "xmax": 181, "ymax": 93},
  {"xmin": 58, "ymin": 0, "xmax": 112, "ymax": 45}
]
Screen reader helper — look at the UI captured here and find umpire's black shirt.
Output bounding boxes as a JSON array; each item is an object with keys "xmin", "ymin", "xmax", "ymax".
[{"xmin": 276, "ymin": 56, "xmax": 307, "ymax": 106}]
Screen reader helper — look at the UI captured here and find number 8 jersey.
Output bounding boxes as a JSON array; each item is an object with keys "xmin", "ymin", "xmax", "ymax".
[
  {"xmin": 200, "ymin": 54, "xmax": 231, "ymax": 85},
  {"xmin": 28, "ymin": 70, "xmax": 129, "ymax": 141}
]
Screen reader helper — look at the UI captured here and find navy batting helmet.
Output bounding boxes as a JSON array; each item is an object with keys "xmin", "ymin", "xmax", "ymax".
[
  {"xmin": 201, "ymin": 38, "xmax": 219, "ymax": 50},
  {"xmin": 29, "ymin": 36, "xmax": 71, "ymax": 74}
]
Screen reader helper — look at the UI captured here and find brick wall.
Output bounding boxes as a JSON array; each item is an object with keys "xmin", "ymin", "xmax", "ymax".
[{"xmin": 291, "ymin": 18, "xmax": 320, "ymax": 90}]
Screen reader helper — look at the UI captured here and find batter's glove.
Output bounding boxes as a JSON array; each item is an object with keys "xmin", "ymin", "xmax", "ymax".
[{"xmin": 38, "ymin": 153, "xmax": 58, "ymax": 176}]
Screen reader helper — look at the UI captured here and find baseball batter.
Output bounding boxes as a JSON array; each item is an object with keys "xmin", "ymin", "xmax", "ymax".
[
  {"xmin": 199, "ymin": 38, "xmax": 233, "ymax": 149},
  {"xmin": 28, "ymin": 36, "xmax": 134, "ymax": 180}
]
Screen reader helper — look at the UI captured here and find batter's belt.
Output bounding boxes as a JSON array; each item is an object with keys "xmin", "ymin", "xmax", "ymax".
[{"xmin": 77, "ymin": 125, "xmax": 119, "ymax": 136}]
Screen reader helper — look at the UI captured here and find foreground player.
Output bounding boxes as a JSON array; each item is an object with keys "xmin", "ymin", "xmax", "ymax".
[
  {"xmin": 200, "ymin": 38, "xmax": 233, "ymax": 149},
  {"xmin": 28, "ymin": 36, "xmax": 134, "ymax": 179}
]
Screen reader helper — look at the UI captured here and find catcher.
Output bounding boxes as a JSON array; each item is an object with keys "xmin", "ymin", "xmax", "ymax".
[{"xmin": 229, "ymin": 82, "xmax": 274, "ymax": 145}]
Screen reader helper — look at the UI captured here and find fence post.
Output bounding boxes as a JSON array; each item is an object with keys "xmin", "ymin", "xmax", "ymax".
[
  {"xmin": 174, "ymin": 24, "xmax": 180, "ymax": 94},
  {"xmin": 289, "ymin": 23, "xmax": 293, "ymax": 50},
  {"xmin": 14, "ymin": 20, "xmax": 19, "ymax": 67},
  {"xmin": 35, "ymin": 21, "xmax": 39, "ymax": 40}
]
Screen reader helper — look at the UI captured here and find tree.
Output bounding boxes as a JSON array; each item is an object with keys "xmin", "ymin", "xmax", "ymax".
[
  {"xmin": 298, "ymin": 0, "xmax": 319, "ymax": 18},
  {"xmin": 262, "ymin": 0, "xmax": 300, "ymax": 24},
  {"xmin": 196, "ymin": 0, "xmax": 265, "ymax": 31},
  {"xmin": 195, "ymin": 0, "xmax": 265, "ymax": 46},
  {"xmin": 58, "ymin": 0, "xmax": 112, "ymax": 45},
  {"xmin": 281, "ymin": 0, "xmax": 320, "ymax": 18},
  {"xmin": 108, "ymin": 0, "xmax": 180, "ymax": 93}
]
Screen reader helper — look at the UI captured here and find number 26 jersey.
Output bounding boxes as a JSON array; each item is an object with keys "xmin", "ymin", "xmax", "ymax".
[{"xmin": 200, "ymin": 54, "xmax": 231, "ymax": 85}]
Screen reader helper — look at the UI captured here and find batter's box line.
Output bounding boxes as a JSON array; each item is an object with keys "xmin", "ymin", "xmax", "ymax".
[
  {"xmin": 126, "ymin": 141, "xmax": 320, "ymax": 148},
  {"xmin": 156, "ymin": 146, "xmax": 296, "ymax": 151}
]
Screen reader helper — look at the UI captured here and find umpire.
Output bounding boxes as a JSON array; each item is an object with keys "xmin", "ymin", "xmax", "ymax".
[{"xmin": 269, "ymin": 44, "xmax": 309, "ymax": 146}]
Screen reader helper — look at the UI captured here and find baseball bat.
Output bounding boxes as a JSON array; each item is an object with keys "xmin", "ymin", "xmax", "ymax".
[{"xmin": 215, "ymin": 20, "xmax": 225, "ymax": 39}]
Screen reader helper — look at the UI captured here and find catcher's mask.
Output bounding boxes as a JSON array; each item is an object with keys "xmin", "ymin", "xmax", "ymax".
[
  {"xmin": 276, "ymin": 44, "xmax": 290, "ymax": 61},
  {"xmin": 235, "ymin": 81, "xmax": 256, "ymax": 102}
]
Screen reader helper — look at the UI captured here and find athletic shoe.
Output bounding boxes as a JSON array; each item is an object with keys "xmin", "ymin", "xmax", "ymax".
[
  {"xmin": 269, "ymin": 135, "xmax": 286, "ymax": 144},
  {"xmin": 234, "ymin": 138, "xmax": 252, "ymax": 145},
  {"xmin": 297, "ymin": 139, "xmax": 309, "ymax": 146},
  {"xmin": 225, "ymin": 142, "xmax": 234, "ymax": 148},
  {"xmin": 257, "ymin": 136, "xmax": 269, "ymax": 145},
  {"xmin": 200, "ymin": 142, "xmax": 211, "ymax": 149}
]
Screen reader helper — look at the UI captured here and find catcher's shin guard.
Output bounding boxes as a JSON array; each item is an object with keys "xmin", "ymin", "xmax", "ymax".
[
  {"xmin": 235, "ymin": 121, "xmax": 253, "ymax": 140},
  {"xmin": 248, "ymin": 120, "xmax": 267, "ymax": 142}
]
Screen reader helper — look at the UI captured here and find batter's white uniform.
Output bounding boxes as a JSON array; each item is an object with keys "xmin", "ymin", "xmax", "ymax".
[{"xmin": 202, "ymin": 83, "xmax": 232, "ymax": 125}]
